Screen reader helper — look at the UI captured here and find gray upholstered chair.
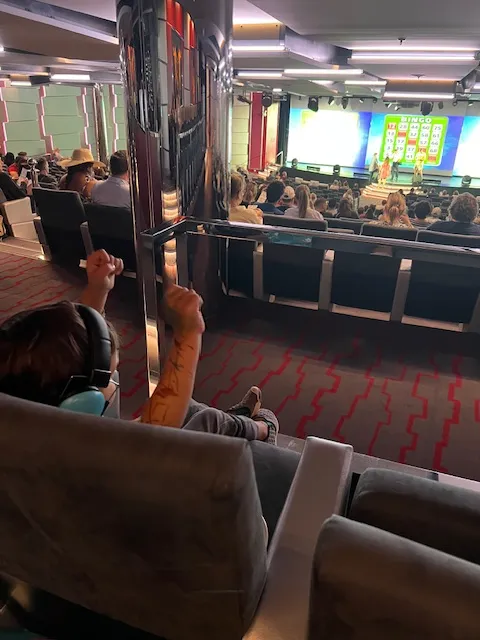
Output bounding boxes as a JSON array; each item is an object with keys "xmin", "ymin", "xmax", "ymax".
[
  {"xmin": 309, "ymin": 515, "xmax": 480, "ymax": 639},
  {"xmin": 0, "ymin": 394, "xmax": 353, "ymax": 640}
]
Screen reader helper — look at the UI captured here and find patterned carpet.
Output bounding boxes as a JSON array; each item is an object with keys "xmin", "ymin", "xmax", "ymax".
[{"xmin": 2, "ymin": 253, "xmax": 480, "ymax": 481}]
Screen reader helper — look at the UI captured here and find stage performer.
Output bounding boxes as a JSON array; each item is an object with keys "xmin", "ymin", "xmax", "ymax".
[
  {"xmin": 369, "ymin": 153, "xmax": 379, "ymax": 183},
  {"xmin": 413, "ymin": 149, "xmax": 426, "ymax": 185},
  {"xmin": 379, "ymin": 156, "xmax": 391, "ymax": 185},
  {"xmin": 391, "ymin": 149, "xmax": 402, "ymax": 182}
]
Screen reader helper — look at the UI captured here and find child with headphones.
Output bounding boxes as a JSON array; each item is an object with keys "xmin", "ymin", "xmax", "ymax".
[{"xmin": 0, "ymin": 250, "xmax": 279, "ymax": 444}]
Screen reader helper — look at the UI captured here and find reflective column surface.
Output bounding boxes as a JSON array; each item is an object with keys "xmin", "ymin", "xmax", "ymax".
[{"xmin": 117, "ymin": 0, "xmax": 233, "ymax": 383}]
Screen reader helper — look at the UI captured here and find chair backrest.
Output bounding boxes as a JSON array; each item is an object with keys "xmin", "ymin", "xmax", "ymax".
[
  {"xmin": 263, "ymin": 213, "xmax": 327, "ymax": 232},
  {"xmin": 0, "ymin": 394, "xmax": 266, "ymax": 640},
  {"xmin": 84, "ymin": 203, "xmax": 136, "ymax": 272},
  {"xmin": 309, "ymin": 516, "xmax": 480, "ymax": 639},
  {"xmin": 418, "ymin": 230, "xmax": 480, "ymax": 248},
  {"xmin": 33, "ymin": 188, "xmax": 86, "ymax": 264},
  {"xmin": 405, "ymin": 231, "xmax": 480, "ymax": 322},
  {"xmin": 326, "ymin": 218, "xmax": 363, "ymax": 234},
  {"xmin": 361, "ymin": 224, "xmax": 418, "ymax": 241}
]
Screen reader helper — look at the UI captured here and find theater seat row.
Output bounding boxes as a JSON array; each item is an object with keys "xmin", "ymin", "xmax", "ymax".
[
  {"xmin": 2, "ymin": 393, "xmax": 480, "ymax": 639},
  {"xmin": 225, "ymin": 218, "xmax": 480, "ymax": 330},
  {"xmin": 32, "ymin": 188, "xmax": 136, "ymax": 271}
]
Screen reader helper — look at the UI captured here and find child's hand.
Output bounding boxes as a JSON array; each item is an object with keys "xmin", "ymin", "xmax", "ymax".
[{"xmin": 86, "ymin": 250, "xmax": 124, "ymax": 292}]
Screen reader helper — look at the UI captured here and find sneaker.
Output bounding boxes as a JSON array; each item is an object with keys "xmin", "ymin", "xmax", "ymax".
[
  {"xmin": 254, "ymin": 408, "xmax": 279, "ymax": 446},
  {"xmin": 227, "ymin": 386, "xmax": 262, "ymax": 418}
]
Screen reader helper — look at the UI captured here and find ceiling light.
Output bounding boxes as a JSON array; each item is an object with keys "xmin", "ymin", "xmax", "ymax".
[
  {"xmin": 284, "ymin": 68, "xmax": 363, "ymax": 76},
  {"xmin": 344, "ymin": 80, "xmax": 386, "ymax": 86},
  {"xmin": 232, "ymin": 45, "xmax": 286, "ymax": 52},
  {"xmin": 328, "ymin": 96, "xmax": 335, "ymax": 105},
  {"xmin": 272, "ymin": 87, "xmax": 282, "ymax": 93},
  {"xmin": 50, "ymin": 73, "xmax": 91, "ymax": 81},
  {"xmin": 352, "ymin": 53, "xmax": 475, "ymax": 61},
  {"xmin": 0, "ymin": 46, "xmax": 4, "ymax": 53},
  {"xmin": 10, "ymin": 80, "xmax": 31, "ymax": 87},
  {"xmin": 352, "ymin": 45, "xmax": 478, "ymax": 52},
  {"xmin": 310, "ymin": 80, "xmax": 334, "ymax": 86},
  {"xmin": 384, "ymin": 91, "xmax": 455, "ymax": 100},
  {"xmin": 237, "ymin": 71, "xmax": 283, "ymax": 78}
]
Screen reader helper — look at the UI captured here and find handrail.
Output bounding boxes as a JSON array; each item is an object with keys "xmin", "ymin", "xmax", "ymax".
[{"xmin": 140, "ymin": 217, "xmax": 480, "ymax": 270}]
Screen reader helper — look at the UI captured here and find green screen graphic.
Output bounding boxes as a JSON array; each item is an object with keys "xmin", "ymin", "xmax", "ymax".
[{"xmin": 379, "ymin": 115, "xmax": 448, "ymax": 167}]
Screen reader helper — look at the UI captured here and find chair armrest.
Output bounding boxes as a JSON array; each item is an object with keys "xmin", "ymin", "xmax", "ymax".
[
  {"xmin": 80, "ymin": 221, "xmax": 94, "ymax": 255},
  {"xmin": 33, "ymin": 217, "xmax": 51, "ymax": 260},
  {"xmin": 245, "ymin": 437, "xmax": 353, "ymax": 640},
  {"xmin": 0, "ymin": 198, "xmax": 33, "ymax": 224}
]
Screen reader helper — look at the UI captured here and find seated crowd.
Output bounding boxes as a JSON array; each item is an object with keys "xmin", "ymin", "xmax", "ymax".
[
  {"xmin": 228, "ymin": 168, "xmax": 480, "ymax": 237},
  {"xmin": 1, "ymin": 148, "xmax": 132, "ymax": 211}
]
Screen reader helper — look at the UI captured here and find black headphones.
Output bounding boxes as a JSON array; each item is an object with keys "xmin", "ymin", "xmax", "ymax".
[{"xmin": 58, "ymin": 305, "xmax": 113, "ymax": 415}]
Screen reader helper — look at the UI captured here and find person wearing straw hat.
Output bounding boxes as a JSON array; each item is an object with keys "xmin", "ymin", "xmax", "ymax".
[{"xmin": 58, "ymin": 148, "xmax": 105, "ymax": 200}]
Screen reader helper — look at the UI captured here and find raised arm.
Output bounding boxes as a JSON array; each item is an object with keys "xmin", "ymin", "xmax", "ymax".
[
  {"xmin": 141, "ymin": 284, "xmax": 205, "ymax": 428},
  {"xmin": 79, "ymin": 249, "xmax": 124, "ymax": 314}
]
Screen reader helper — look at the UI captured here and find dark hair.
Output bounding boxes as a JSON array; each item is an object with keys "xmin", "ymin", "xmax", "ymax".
[
  {"xmin": 18, "ymin": 151, "xmax": 28, "ymax": 157},
  {"xmin": 328, "ymin": 198, "xmax": 337, "ymax": 209},
  {"xmin": 365, "ymin": 205, "xmax": 376, "ymax": 220},
  {"xmin": 357, "ymin": 207, "xmax": 365, "ymax": 216},
  {"xmin": 0, "ymin": 301, "xmax": 118, "ymax": 406},
  {"xmin": 3, "ymin": 152, "xmax": 14, "ymax": 166},
  {"xmin": 109, "ymin": 150, "xmax": 129, "ymax": 176},
  {"xmin": 315, "ymin": 196, "xmax": 327, "ymax": 211},
  {"xmin": 65, "ymin": 162, "xmax": 94, "ymax": 189},
  {"xmin": 15, "ymin": 155, "xmax": 28, "ymax": 168},
  {"xmin": 450, "ymin": 192, "xmax": 477, "ymax": 223},
  {"xmin": 337, "ymin": 199, "xmax": 355, "ymax": 218},
  {"xmin": 453, "ymin": 190, "xmax": 459, "ymax": 196},
  {"xmin": 415, "ymin": 200, "xmax": 432, "ymax": 220},
  {"xmin": 37, "ymin": 157, "xmax": 48, "ymax": 172},
  {"xmin": 382, "ymin": 199, "xmax": 387, "ymax": 206},
  {"xmin": 266, "ymin": 180, "xmax": 285, "ymax": 204}
]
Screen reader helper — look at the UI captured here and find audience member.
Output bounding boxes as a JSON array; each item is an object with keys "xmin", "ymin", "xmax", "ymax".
[
  {"xmin": 257, "ymin": 181, "xmax": 285, "ymax": 215},
  {"xmin": 336, "ymin": 198, "xmax": 359, "ymax": 219},
  {"xmin": 229, "ymin": 172, "xmax": 262, "ymax": 224},
  {"xmin": 357, "ymin": 207, "xmax": 365, "ymax": 218},
  {"xmin": 91, "ymin": 151, "xmax": 131, "ymax": 209},
  {"xmin": 36, "ymin": 157, "xmax": 58, "ymax": 190},
  {"xmin": 428, "ymin": 193, "xmax": 480, "ymax": 235},
  {"xmin": 278, "ymin": 185, "xmax": 295, "ymax": 212},
  {"xmin": 0, "ymin": 171, "xmax": 28, "ymax": 201},
  {"xmin": 0, "ymin": 249, "xmax": 278, "ymax": 443},
  {"xmin": 412, "ymin": 200, "xmax": 435, "ymax": 227},
  {"xmin": 431, "ymin": 206, "xmax": 442, "ymax": 219},
  {"xmin": 241, "ymin": 181, "xmax": 258, "ymax": 207},
  {"xmin": 362, "ymin": 205, "xmax": 377, "ymax": 220},
  {"xmin": 315, "ymin": 197, "xmax": 328, "ymax": 216},
  {"xmin": 279, "ymin": 168, "xmax": 288, "ymax": 182},
  {"xmin": 439, "ymin": 189, "xmax": 449, "ymax": 197},
  {"xmin": 330, "ymin": 180, "xmax": 340, "ymax": 191},
  {"xmin": 376, "ymin": 192, "xmax": 412, "ymax": 228},
  {"xmin": 58, "ymin": 149, "xmax": 104, "ymax": 200},
  {"xmin": 325, "ymin": 198, "xmax": 338, "ymax": 217},
  {"xmin": 310, "ymin": 192, "xmax": 317, "ymax": 207},
  {"xmin": 406, "ymin": 187, "xmax": 416, "ymax": 207},
  {"xmin": 2, "ymin": 152, "xmax": 15, "ymax": 168},
  {"xmin": 8, "ymin": 155, "xmax": 28, "ymax": 180},
  {"xmin": 342, "ymin": 180, "xmax": 349, "ymax": 189},
  {"xmin": 285, "ymin": 185, "xmax": 323, "ymax": 220}
]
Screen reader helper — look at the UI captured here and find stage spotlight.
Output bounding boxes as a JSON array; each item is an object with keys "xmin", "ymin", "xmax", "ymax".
[
  {"xmin": 453, "ymin": 99, "xmax": 458, "ymax": 106},
  {"xmin": 308, "ymin": 96, "xmax": 319, "ymax": 112},
  {"xmin": 420, "ymin": 101, "xmax": 433, "ymax": 116},
  {"xmin": 359, "ymin": 98, "xmax": 365, "ymax": 103},
  {"xmin": 394, "ymin": 104, "xmax": 400, "ymax": 111},
  {"xmin": 328, "ymin": 96, "xmax": 335, "ymax": 105},
  {"xmin": 385, "ymin": 102, "xmax": 392, "ymax": 108},
  {"xmin": 468, "ymin": 100, "xmax": 474, "ymax": 107},
  {"xmin": 341, "ymin": 96, "xmax": 349, "ymax": 110},
  {"xmin": 261, "ymin": 92, "xmax": 273, "ymax": 108},
  {"xmin": 438, "ymin": 101, "xmax": 444, "ymax": 110},
  {"xmin": 373, "ymin": 97, "xmax": 378, "ymax": 104}
]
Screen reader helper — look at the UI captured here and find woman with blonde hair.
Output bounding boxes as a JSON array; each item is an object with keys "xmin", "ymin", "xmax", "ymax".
[
  {"xmin": 285, "ymin": 184, "xmax": 323, "ymax": 220},
  {"xmin": 229, "ymin": 172, "xmax": 263, "ymax": 224},
  {"xmin": 242, "ymin": 180, "xmax": 258, "ymax": 206},
  {"xmin": 379, "ymin": 156, "xmax": 391, "ymax": 186},
  {"xmin": 377, "ymin": 191, "xmax": 412, "ymax": 228}
]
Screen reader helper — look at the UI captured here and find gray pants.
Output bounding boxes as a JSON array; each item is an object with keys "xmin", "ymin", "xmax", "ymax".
[{"xmin": 183, "ymin": 400, "xmax": 260, "ymax": 440}]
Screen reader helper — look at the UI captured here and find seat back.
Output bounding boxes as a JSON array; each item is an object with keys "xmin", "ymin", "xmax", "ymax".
[
  {"xmin": 263, "ymin": 213, "xmax": 327, "ymax": 232},
  {"xmin": 361, "ymin": 224, "xmax": 418, "ymax": 241},
  {"xmin": 417, "ymin": 230, "xmax": 480, "ymax": 248},
  {"xmin": 0, "ymin": 394, "xmax": 266, "ymax": 640},
  {"xmin": 33, "ymin": 188, "xmax": 86, "ymax": 264},
  {"xmin": 84, "ymin": 203, "xmax": 136, "ymax": 271},
  {"xmin": 405, "ymin": 230, "xmax": 480, "ymax": 322},
  {"xmin": 326, "ymin": 218, "xmax": 363, "ymax": 234},
  {"xmin": 309, "ymin": 516, "xmax": 480, "ymax": 639}
]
